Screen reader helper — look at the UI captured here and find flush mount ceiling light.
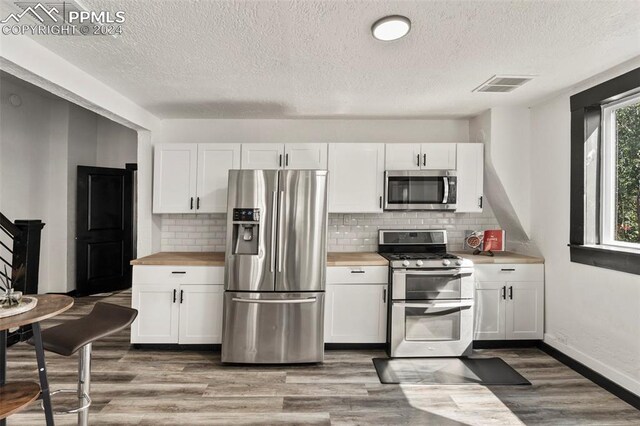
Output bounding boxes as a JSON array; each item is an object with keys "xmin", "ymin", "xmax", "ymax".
[{"xmin": 372, "ymin": 15, "xmax": 411, "ymax": 41}]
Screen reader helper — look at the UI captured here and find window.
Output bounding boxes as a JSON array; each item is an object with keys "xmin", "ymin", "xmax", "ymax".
[
  {"xmin": 601, "ymin": 95, "xmax": 640, "ymax": 249},
  {"xmin": 569, "ymin": 66, "xmax": 640, "ymax": 275}
]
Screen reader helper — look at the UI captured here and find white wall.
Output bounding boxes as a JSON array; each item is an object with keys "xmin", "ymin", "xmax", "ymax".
[
  {"xmin": 0, "ymin": 76, "xmax": 138, "ymax": 293},
  {"xmin": 490, "ymin": 107, "xmax": 532, "ymax": 236},
  {"xmin": 66, "ymin": 105, "xmax": 98, "ymax": 291},
  {"xmin": 158, "ymin": 118, "xmax": 470, "ymax": 144},
  {"xmin": 530, "ymin": 57, "xmax": 640, "ymax": 395},
  {"xmin": 0, "ymin": 78, "xmax": 61, "ymax": 293},
  {"xmin": 96, "ymin": 117, "xmax": 138, "ymax": 169},
  {"xmin": 470, "ymin": 109, "xmax": 538, "ymax": 255}
]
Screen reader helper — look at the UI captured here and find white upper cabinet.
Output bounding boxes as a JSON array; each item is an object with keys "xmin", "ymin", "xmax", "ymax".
[
  {"xmin": 197, "ymin": 144, "xmax": 241, "ymax": 213},
  {"xmin": 421, "ymin": 143, "xmax": 457, "ymax": 169},
  {"xmin": 385, "ymin": 143, "xmax": 456, "ymax": 170},
  {"xmin": 385, "ymin": 144, "xmax": 422, "ymax": 170},
  {"xmin": 241, "ymin": 143, "xmax": 327, "ymax": 170},
  {"xmin": 154, "ymin": 143, "xmax": 239, "ymax": 214},
  {"xmin": 153, "ymin": 144, "xmax": 198, "ymax": 213},
  {"xmin": 241, "ymin": 143, "xmax": 285, "ymax": 169},
  {"xmin": 328, "ymin": 143, "xmax": 385, "ymax": 213},
  {"xmin": 456, "ymin": 143, "xmax": 484, "ymax": 213},
  {"xmin": 284, "ymin": 143, "xmax": 327, "ymax": 169}
]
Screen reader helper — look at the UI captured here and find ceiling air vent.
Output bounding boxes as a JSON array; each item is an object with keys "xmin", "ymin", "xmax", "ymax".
[{"xmin": 473, "ymin": 75, "xmax": 534, "ymax": 93}]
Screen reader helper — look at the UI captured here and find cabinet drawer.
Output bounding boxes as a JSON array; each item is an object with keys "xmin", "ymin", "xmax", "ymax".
[
  {"xmin": 133, "ymin": 266, "xmax": 224, "ymax": 285},
  {"xmin": 474, "ymin": 264, "xmax": 543, "ymax": 282},
  {"xmin": 327, "ymin": 266, "xmax": 388, "ymax": 284}
]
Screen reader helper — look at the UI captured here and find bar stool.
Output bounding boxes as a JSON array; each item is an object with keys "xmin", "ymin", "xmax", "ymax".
[{"xmin": 30, "ymin": 302, "xmax": 138, "ymax": 426}]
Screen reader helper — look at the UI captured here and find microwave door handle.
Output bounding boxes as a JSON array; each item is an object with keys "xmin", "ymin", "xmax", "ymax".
[{"xmin": 442, "ymin": 176, "xmax": 449, "ymax": 203}]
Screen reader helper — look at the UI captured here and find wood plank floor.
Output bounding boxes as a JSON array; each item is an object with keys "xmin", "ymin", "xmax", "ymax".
[{"xmin": 5, "ymin": 290, "xmax": 640, "ymax": 425}]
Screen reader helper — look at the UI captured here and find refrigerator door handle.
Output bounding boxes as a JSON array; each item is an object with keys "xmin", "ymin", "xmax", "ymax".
[
  {"xmin": 277, "ymin": 190, "xmax": 285, "ymax": 273},
  {"xmin": 231, "ymin": 297, "xmax": 317, "ymax": 304},
  {"xmin": 270, "ymin": 191, "xmax": 278, "ymax": 273}
]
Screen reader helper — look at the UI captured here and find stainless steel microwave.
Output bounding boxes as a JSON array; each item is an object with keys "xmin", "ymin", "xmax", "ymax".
[{"xmin": 384, "ymin": 170, "xmax": 457, "ymax": 211}]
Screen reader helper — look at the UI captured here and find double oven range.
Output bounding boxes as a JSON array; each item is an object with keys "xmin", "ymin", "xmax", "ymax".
[{"xmin": 379, "ymin": 229, "xmax": 474, "ymax": 358}]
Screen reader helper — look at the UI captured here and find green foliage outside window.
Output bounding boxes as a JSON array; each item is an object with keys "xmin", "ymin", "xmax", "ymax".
[{"xmin": 615, "ymin": 101, "xmax": 640, "ymax": 243}]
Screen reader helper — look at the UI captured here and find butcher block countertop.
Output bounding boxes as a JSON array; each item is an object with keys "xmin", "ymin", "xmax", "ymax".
[
  {"xmin": 327, "ymin": 252, "xmax": 388, "ymax": 266},
  {"xmin": 131, "ymin": 252, "xmax": 388, "ymax": 267},
  {"xmin": 452, "ymin": 251, "xmax": 544, "ymax": 264},
  {"xmin": 130, "ymin": 252, "xmax": 225, "ymax": 266}
]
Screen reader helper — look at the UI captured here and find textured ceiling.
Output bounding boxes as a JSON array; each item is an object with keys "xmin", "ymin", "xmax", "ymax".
[{"xmin": 16, "ymin": 0, "xmax": 640, "ymax": 119}]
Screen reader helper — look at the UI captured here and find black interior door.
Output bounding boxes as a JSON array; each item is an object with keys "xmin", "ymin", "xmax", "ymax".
[{"xmin": 76, "ymin": 166, "xmax": 133, "ymax": 295}]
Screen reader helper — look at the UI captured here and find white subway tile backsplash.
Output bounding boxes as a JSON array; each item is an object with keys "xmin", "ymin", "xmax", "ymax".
[{"xmin": 159, "ymin": 203, "xmax": 499, "ymax": 253}]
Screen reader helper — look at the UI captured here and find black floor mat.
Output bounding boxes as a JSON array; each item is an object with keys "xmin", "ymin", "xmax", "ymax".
[{"xmin": 373, "ymin": 357, "xmax": 531, "ymax": 385}]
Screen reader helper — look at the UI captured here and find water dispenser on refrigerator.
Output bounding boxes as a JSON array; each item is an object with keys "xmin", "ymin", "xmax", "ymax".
[{"xmin": 231, "ymin": 208, "xmax": 260, "ymax": 255}]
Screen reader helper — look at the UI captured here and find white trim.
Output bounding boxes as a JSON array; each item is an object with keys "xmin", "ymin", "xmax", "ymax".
[
  {"xmin": 600, "ymin": 93, "xmax": 640, "ymax": 249},
  {"xmin": 544, "ymin": 333, "xmax": 640, "ymax": 396}
]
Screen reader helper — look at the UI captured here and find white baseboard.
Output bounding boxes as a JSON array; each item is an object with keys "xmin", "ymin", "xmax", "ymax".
[{"xmin": 544, "ymin": 333, "xmax": 640, "ymax": 396}]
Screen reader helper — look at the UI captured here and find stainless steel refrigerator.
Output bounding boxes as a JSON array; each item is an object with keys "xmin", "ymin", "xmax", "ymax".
[{"xmin": 221, "ymin": 169, "xmax": 328, "ymax": 364}]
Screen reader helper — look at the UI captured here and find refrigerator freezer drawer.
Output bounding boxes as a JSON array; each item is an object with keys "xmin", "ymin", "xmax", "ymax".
[{"xmin": 221, "ymin": 292, "xmax": 325, "ymax": 364}]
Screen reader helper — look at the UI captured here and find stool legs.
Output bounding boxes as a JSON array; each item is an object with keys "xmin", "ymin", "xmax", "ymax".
[
  {"xmin": 32, "ymin": 322, "xmax": 55, "ymax": 426},
  {"xmin": 77, "ymin": 343, "xmax": 91, "ymax": 426},
  {"xmin": 1, "ymin": 330, "xmax": 7, "ymax": 426}
]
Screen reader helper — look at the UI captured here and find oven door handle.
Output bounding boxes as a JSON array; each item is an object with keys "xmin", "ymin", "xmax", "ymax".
[
  {"xmin": 394, "ymin": 269, "xmax": 469, "ymax": 276},
  {"xmin": 395, "ymin": 301, "xmax": 473, "ymax": 309}
]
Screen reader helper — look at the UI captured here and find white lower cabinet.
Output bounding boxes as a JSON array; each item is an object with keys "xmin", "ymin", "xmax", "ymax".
[
  {"xmin": 178, "ymin": 284, "xmax": 224, "ymax": 344},
  {"xmin": 132, "ymin": 284, "xmax": 180, "ymax": 344},
  {"xmin": 505, "ymin": 281, "xmax": 544, "ymax": 340},
  {"xmin": 325, "ymin": 266, "xmax": 388, "ymax": 344},
  {"xmin": 131, "ymin": 266, "xmax": 224, "ymax": 344},
  {"xmin": 474, "ymin": 264, "xmax": 544, "ymax": 341},
  {"xmin": 132, "ymin": 264, "xmax": 391, "ymax": 345}
]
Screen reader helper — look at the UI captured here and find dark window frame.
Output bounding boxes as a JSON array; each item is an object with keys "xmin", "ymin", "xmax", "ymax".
[{"xmin": 569, "ymin": 67, "xmax": 640, "ymax": 275}]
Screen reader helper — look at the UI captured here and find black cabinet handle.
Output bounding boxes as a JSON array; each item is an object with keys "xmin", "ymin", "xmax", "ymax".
[
  {"xmin": 479, "ymin": 195, "xmax": 483, "ymax": 208},
  {"xmin": 171, "ymin": 271, "xmax": 186, "ymax": 274},
  {"xmin": 501, "ymin": 268, "xmax": 516, "ymax": 272},
  {"xmin": 382, "ymin": 288, "xmax": 387, "ymax": 303},
  {"xmin": 509, "ymin": 286, "xmax": 513, "ymax": 300},
  {"xmin": 197, "ymin": 197, "xmax": 200, "ymax": 209},
  {"xmin": 285, "ymin": 153, "xmax": 289, "ymax": 167},
  {"xmin": 279, "ymin": 154, "xmax": 282, "ymax": 167},
  {"xmin": 190, "ymin": 197, "xmax": 194, "ymax": 210},
  {"xmin": 417, "ymin": 154, "xmax": 420, "ymax": 167},
  {"xmin": 501, "ymin": 286, "xmax": 506, "ymax": 300},
  {"xmin": 350, "ymin": 270, "xmax": 365, "ymax": 274},
  {"xmin": 379, "ymin": 196, "xmax": 382, "ymax": 208},
  {"xmin": 180, "ymin": 289, "xmax": 184, "ymax": 304},
  {"xmin": 423, "ymin": 154, "xmax": 426, "ymax": 166},
  {"xmin": 173, "ymin": 289, "xmax": 177, "ymax": 303}
]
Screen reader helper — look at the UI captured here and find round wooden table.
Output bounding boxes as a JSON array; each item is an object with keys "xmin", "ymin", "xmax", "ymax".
[{"xmin": 0, "ymin": 294, "xmax": 74, "ymax": 426}]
